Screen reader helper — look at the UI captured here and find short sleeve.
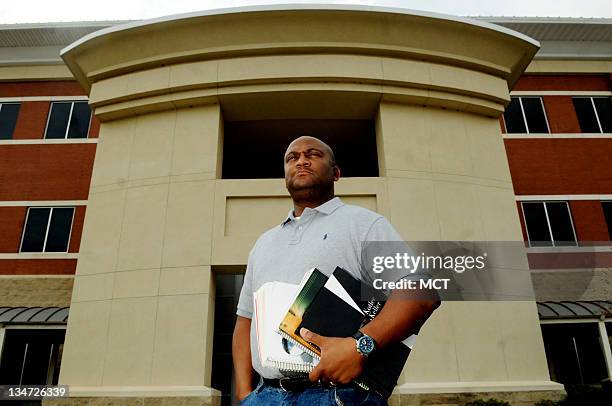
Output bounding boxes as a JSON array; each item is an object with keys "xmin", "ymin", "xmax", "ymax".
[
  {"xmin": 364, "ymin": 216, "xmax": 404, "ymax": 242},
  {"xmin": 236, "ymin": 247, "xmax": 256, "ymax": 319},
  {"xmin": 362, "ymin": 216, "xmax": 431, "ymax": 285}
]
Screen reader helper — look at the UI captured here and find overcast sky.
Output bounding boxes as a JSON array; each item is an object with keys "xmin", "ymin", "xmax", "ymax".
[{"xmin": 1, "ymin": 0, "xmax": 611, "ymax": 24}]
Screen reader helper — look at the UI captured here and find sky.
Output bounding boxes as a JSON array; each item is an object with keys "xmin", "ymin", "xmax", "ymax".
[{"xmin": 0, "ymin": 0, "xmax": 611, "ymax": 24}]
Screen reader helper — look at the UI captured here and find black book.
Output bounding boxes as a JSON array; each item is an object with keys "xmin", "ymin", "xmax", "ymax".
[{"xmin": 279, "ymin": 266, "xmax": 416, "ymax": 399}]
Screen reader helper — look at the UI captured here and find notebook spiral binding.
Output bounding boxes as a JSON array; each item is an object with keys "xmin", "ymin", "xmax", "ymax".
[
  {"xmin": 271, "ymin": 360, "xmax": 314, "ymax": 372},
  {"xmin": 277, "ymin": 329, "xmax": 372, "ymax": 392}
]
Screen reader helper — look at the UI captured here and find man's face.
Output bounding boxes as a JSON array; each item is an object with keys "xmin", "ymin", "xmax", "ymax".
[{"xmin": 284, "ymin": 137, "xmax": 339, "ymax": 195}]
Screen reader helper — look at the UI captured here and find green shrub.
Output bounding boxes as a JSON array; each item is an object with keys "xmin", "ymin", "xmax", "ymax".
[
  {"xmin": 535, "ymin": 400, "xmax": 564, "ymax": 406},
  {"xmin": 465, "ymin": 399, "xmax": 511, "ymax": 406}
]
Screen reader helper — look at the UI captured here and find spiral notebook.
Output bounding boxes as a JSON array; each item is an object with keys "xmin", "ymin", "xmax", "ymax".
[
  {"xmin": 253, "ymin": 281, "xmax": 319, "ymax": 373},
  {"xmin": 278, "ymin": 267, "xmax": 417, "ymax": 398}
]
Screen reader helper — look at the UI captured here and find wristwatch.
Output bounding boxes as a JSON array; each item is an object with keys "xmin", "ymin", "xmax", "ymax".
[{"xmin": 352, "ymin": 330, "xmax": 377, "ymax": 357}]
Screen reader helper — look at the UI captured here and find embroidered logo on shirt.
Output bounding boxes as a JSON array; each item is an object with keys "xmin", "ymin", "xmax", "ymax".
[{"xmin": 323, "ymin": 233, "xmax": 328, "ymax": 240}]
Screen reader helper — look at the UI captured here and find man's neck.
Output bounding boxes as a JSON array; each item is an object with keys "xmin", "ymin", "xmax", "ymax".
[{"xmin": 292, "ymin": 194, "xmax": 335, "ymax": 217}]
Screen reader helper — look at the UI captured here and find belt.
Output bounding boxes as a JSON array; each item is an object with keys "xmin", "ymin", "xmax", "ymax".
[{"xmin": 263, "ymin": 377, "xmax": 332, "ymax": 392}]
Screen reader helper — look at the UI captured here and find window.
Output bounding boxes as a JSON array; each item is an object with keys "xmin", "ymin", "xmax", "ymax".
[
  {"xmin": 222, "ymin": 119, "xmax": 378, "ymax": 179},
  {"xmin": 503, "ymin": 97, "xmax": 550, "ymax": 134},
  {"xmin": 0, "ymin": 103, "xmax": 20, "ymax": 140},
  {"xmin": 602, "ymin": 201, "xmax": 612, "ymax": 241},
  {"xmin": 212, "ymin": 273, "xmax": 259, "ymax": 406},
  {"xmin": 44, "ymin": 101, "xmax": 91, "ymax": 139},
  {"xmin": 572, "ymin": 97, "xmax": 612, "ymax": 133},
  {"xmin": 541, "ymin": 323, "xmax": 608, "ymax": 384},
  {"xmin": 20, "ymin": 207, "xmax": 75, "ymax": 253},
  {"xmin": 521, "ymin": 201, "xmax": 577, "ymax": 247},
  {"xmin": 0, "ymin": 329, "xmax": 65, "ymax": 385}
]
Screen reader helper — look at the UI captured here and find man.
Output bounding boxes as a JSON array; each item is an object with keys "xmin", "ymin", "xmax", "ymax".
[{"xmin": 232, "ymin": 136, "xmax": 440, "ymax": 405}]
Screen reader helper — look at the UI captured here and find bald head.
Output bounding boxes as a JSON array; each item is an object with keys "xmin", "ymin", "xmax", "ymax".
[{"xmin": 284, "ymin": 136, "xmax": 335, "ymax": 166}]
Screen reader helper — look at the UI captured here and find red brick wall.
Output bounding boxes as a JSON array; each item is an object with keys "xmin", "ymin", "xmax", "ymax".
[
  {"xmin": 0, "ymin": 81, "xmax": 86, "ymax": 97},
  {"xmin": 513, "ymin": 75, "xmax": 611, "ymax": 91},
  {"xmin": 0, "ymin": 259, "xmax": 77, "ymax": 275},
  {"xmin": 89, "ymin": 116, "xmax": 100, "ymax": 138},
  {"xmin": 569, "ymin": 201, "xmax": 611, "ymax": 242},
  {"xmin": 68, "ymin": 206, "xmax": 86, "ymax": 253},
  {"xmin": 12, "ymin": 101, "xmax": 50, "ymax": 139},
  {"xmin": 0, "ymin": 207, "xmax": 27, "ymax": 252},
  {"xmin": 505, "ymin": 138, "xmax": 612, "ymax": 195},
  {"xmin": 0, "ymin": 144, "xmax": 96, "ymax": 200},
  {"xmin": 541, "ymin": 96, "xmax": 582, "ymax": 134}
]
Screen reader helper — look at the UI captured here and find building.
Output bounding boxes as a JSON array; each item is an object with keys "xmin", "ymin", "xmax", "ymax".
[{"xmin": 0, "ymin": 5, "xmax": 610, "ymax": 405}]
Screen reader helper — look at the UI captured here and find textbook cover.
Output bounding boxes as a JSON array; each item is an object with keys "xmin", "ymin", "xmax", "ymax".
[{"xmin": 278, "ymin": 266, "xmax": 415, "ymax": 398}]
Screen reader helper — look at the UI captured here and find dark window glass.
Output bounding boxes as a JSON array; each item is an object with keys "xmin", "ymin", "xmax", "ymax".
[
  {"xmin": 45, "ymin": 103, "xmax": 72, "ymax": 139},
  {"xmin": 44, "ymin": 208, "xmax": 74, "ymax": 252},
  {"xmin": 67, "ymin": 102, "xmax": 91, "ymax": 139},
  {"xmin": 602, "ymin": 202, "xmax": 612, "ymax": 241},
  {"xmin": 546, "ymin": 202, "xmax": 576, "ymax": 246},
  {"xmin": 573, "ymin": 97, "xmax": 600, "ymax": 133},
  {"xmin": 20, "ymin": 208, "xmax": 51, "ymax": 252},
  {"xmin": 503, "ymin": 98, "xmax": 527, "ymax": 133},
  {"xmin": 222, "ymin": 119, "xmax": 377, "ymax": 179},
  {"xmin": 541, "ymin": 323, "xmax": 607, "ymax": 384},
  {"xmin": 0, "ymin": 103, "xmax": 20, "ymax": 140},
  {"xmin": 521, "ymin": 97, "xmax": 549, "ymax": 133},
  {"xmin": 212, "ymin": 273, "xmax": 259, "ymax": 406},
  {"xmin": 522, "ymin": 202, "xmax": 552, "ymax": 247},
  {"xmin": 593, "ymin": 97, "xmax": 612, "ymax": 133},
  {"xmin": 0, "ymin": 329, "xmax": 65, "ymax": 385}
]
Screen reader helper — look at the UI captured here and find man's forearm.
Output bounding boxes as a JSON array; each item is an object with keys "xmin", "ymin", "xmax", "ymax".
[
  {"xmin": 232, "ymin": 316, "xmax": 253, "ymax": 399},
  {"xmin": 360, "ymin": 289, "xmax": 440, "ymax": 349}
]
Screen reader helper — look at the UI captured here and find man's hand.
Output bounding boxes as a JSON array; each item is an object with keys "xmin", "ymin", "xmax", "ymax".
[{"xmin": 300, "ymin": 327, "xmax": 366, "ymax": 385}]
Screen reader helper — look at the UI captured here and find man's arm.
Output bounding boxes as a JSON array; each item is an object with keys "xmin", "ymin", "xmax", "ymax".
[
  {"xmin": 232, "ymin": 315, "xmax": 253, "ymax": 401},
  {"xmin": 301, "ymin": 289, "xmax": 440, "ymax": 384},
  {"xmin": 361, "ymin": 289, "xmax": 440, "ymax": 349}
]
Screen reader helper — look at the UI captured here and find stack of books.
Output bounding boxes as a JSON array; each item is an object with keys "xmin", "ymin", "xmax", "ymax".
[{"xmin": 253, "ymin": 266, "xmax": 417, "ymax": 398}]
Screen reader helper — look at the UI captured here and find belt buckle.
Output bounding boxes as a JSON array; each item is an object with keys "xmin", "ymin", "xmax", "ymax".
[{"xmin": 279, "ymin": 377, "xmax": 291, "ymax": 392}]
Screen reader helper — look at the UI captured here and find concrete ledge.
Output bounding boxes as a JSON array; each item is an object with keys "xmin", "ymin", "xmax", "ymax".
[
  {"xmin": 53, "ymin": 385, "xmax": 222, "ymax": 397},
  {"xmin": 394, "ymin": 380, "xmax": 565, "ymax": 394},
  {"xmin": 42, "ymin": 387, "xmax": 222, "ymax": 406},
  {"xmin": 43, "ymin": 396, "xmax": 221, "ymax": 406},
  {"xmin": 389, "ymin": 382, "xmax": 566, "ymax": 406}
]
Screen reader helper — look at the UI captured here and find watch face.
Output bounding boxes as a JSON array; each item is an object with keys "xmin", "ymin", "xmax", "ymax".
[{"xmin": 358, "ymin": 336, "xmax": 375, "ymax": 355}]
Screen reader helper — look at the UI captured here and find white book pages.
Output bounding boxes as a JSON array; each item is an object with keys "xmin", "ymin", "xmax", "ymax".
[
  {"xmin": 323, "ymin": 274, "xmax": 364, "ymax": 315},
  {"xmin": 254, "ymin": 281, "xmax": 319, "ymax": 372}
]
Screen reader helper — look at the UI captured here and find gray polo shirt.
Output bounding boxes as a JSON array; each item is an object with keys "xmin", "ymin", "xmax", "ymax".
[{"xmin": 236, "ymin": 196, "xmax": 405, "ymax": 379}]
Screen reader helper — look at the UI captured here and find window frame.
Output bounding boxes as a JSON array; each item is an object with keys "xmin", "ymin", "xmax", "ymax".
[
  {"xmin": 43, "ymin": 101, "xmax": 92, "ymax": 140},
  {"xmin": 0, "ymin": 102, "xmax": 21, "ymax": 140},
  {"xmin": 18, "ymin": 206, "xmax": 75, "ymax": 253},
  {"xmin": 0, "ymin": 325, "xmax": 67, "ymax": 386},
  {"xmin": 520, "ymin": 201, "xmax": 578, "ymax": 247},
  {"xmin": 503, "ymin": 96, "xmax": 551, "ymax": 134},
  {"xmin": 602, "ymin": 200, "xmax": 612, "ymax": 241},
  {"xmin": 539, "ymin": 318, "xmax": 612, "ymax": 385},
  {"xmin": 572, "ymin": 96, "xmax": 610, "ymax": 134}
]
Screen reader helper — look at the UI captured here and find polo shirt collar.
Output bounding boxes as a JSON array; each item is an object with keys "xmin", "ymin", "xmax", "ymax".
[{"xmin": 281, "ymin": 196, "xmax": 344, "ymax": 226}]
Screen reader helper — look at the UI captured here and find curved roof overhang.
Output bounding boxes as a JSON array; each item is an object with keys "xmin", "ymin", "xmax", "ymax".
[{"xmin": 60, "ymin": 5, "xmax": 540, "ymax": 120}]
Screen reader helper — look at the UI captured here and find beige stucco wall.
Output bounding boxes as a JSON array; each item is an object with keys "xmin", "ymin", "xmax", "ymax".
[{"xmin": 56, "ymin": 6, "xmax": 563, "ymax": 399}]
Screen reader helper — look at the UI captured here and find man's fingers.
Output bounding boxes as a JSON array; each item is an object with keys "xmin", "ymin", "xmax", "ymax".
[
  {"xmin": 300, "ymin": 328, "xmax": 325, "ymax": 347},
  {"xmin": 309, "ymin": 363, "xmax": 323, "ymax": 382}
]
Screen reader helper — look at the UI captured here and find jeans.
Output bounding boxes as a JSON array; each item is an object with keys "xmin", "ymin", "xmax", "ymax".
[{"xmin": 239, "ymin": 380, "xmax": 388, "ymax": 406}]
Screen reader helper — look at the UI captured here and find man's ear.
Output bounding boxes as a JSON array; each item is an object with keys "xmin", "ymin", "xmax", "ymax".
[{"xmin": 333, "ymin": 165, "xmax": 341, "ymax": 181}]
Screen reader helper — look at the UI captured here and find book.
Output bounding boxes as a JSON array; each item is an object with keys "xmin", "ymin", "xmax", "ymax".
[
  {"xmin": 253, "ymin": 281, "xmax": 320, "ymax": 373},
  {"xmin": 278, "ymin": 266, "xmax": 417, "ymax": 398}
]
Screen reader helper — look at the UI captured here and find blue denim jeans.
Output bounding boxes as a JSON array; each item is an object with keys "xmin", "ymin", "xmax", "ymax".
[{"xmin": 239, "ymin": 380, "xmax": 387, "ymax": 406}]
